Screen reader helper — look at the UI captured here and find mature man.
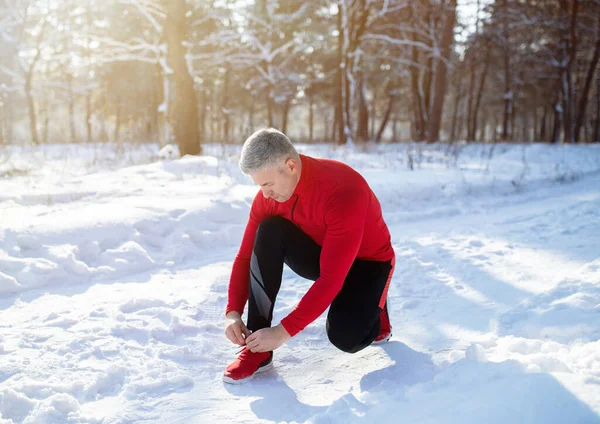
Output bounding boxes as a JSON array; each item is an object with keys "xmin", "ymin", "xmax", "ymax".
[{"xmin": 223, "ymin": 128, "xmax": 395, "ymax": 384}]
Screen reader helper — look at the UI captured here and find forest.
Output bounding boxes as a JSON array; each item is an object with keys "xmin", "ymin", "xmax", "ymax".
[{"xmin": 1, "ymin": 0, "xmax": 599, "ymax": 155}]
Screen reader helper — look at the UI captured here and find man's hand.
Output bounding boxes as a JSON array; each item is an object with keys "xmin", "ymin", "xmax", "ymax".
[
  {"xmin": 225, "ymin": 312, "xmax": 250, "ymax": 346},
  {"xmin": 246, "ymin": 324, "xmax": 291, "ymax": 353}
]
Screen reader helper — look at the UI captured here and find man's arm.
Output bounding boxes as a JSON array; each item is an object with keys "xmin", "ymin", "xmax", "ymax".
[
  {"xmin": 280, "ymin": 188, "xmax": 369, "ymax": 336},
  {"xmin": 226, "ymin": 192, "xmax": 270, "ymax": 316}
]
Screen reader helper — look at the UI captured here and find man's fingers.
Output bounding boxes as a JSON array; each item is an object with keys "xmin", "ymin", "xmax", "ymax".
[
  {"xmin": 233, "ymin": 326, "xmax": 247, "ymax": 345},
  {"xmin": 246, "ymin": 333, "xmax": 263, "ymax": 352},
  {"xmin": 246, "ymin": 332, "xmax": 257, "ymax": 344},
  {"xmin": 241, "ymin": 324, "xmax": 251, "ymax": 338},
  {"xmin": 246, "ymin": 339, "xmax": 258, "ymax": 351},
  {"xmin": 228, "ymin": 331, "xmax": 242, "ymax": 346},
  {"xmin": 225, "ymin": 327, "xmax": 236, "ymax": 344},
  {"xmin": 235, "ymin": 327, "xmax": 246, "ymax": 346}
]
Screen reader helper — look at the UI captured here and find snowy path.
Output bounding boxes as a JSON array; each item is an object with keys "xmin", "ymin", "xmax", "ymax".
[{"xmin": 0, "ymin": 143, "xmax": 599, "ymax": 423}]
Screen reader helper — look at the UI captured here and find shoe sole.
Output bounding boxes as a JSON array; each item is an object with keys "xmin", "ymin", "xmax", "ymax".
[
  {"xmin": 372, "ymin": 332, "xmax": 392, "ymax": 345},
  {"xmin": 222, "ymin": 361, "xmax": 273, "ymax": 385}
]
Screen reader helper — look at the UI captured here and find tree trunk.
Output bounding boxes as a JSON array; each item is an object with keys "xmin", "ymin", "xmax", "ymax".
[
  {"xmin": 375, "ymin": 94, "xmax": 394, "ymax": 143},
  {"xmin": 465, "ymin": 0, "xmax": 482, "ymax": 141},
  {"xmin": 410, "ymin": 14, "xmax": 426, "ymax": 142},
  {"xmin": 83, "ymin": 10, "xmax": 93, "ymax": 144},
  {"xmin": 370, "ymin": 86, "xmax": 376, "ymax": 140},
  {"xmin": 493, "ymin": 116, "xmax": 498, "ymax": 143},
  {"xmin": 357, "ymin": 77, "xmax": 369, "ymax": 141},
  {"xmin": 332, "ymin": 107, "xmax": 338, "ymax": 142},
  {"xmin": 411, "ymin": 67, "xmax": 425, "ymax": 141},
  {"xmin": 539, "ymin": 104, "xmax": 548, "ymax": 141},
  {"xmin": 25, "ymin": 78, "xmax": 39, "ymax": 145},
  {"xmin": 24, "ymin": 48, "xmax": 41, "ymax": 145},
  {"xmin": 266, "ymin": 86, "xmax": 274, "ymax": 128},
  {"xmin": 149, "ymin": 69, "xmax": 160, "ymax": 142},
  {"xmin": 561, "ymin": 66, "xmax": 574, "ymax": 143},
  {"xmin": 165, "ymin": 0, "xmax": 200, "ymax": 155},
  {"xmin": 335, "ymin": 0, "xmax": 346, "ymax": 144},
  {"xmin": 522, "ymin": 101, "xmax": 529, "ymax": 142},
  {"xmin": 574, "ymin": 16, "xmax": 600, "ymax": 142},
  {"xmin": 594, "ymin": 76, "xmax": 600, "ymax": 142},
  {"xmin": 0, "ymin": 99, "xmax": 4, "ymax": 145},
  {"xmin": 98, "ymin": 86, "xmax": 108, "ymax": 142},
  {"xmin": 478, "ymin": 112, "xmax": 486, "ymax": 142},
  {"xmin": 308, "ymin": 95, "xmax": 314, "ymax": 143},
  {"xmin": 532, "ymin": 88, "xmax": 538, "ymax": 141},
  {"xmin": 424, "ymin": 62, "xmax": 433, "ymax": 131},
  {"xmin": 458, "ymin": 114, "xmax": 465, "ymax": 142},
  {"xmin": 222, "ymin": 66, "xmax": 230, "ymax": 142},
  {"xmin": 559, "ymin": 0, "xmax": 578, "ymax": 143},
  {"xmin": 24, "ymin": 21, "xmax": 47, "ymax": 145},
  {"xmin": 281, "ymin": 98, "xmax": 291, "ymax": 134},
  {"xmin": 501, "ymin": 0, "xmax": 511, "ymax": 142},
  {"xmin": 42, "ymin": 95, "xmax": 50, "ymax": 144},
  {"xmin": 5, "ymin": 92, "xmax": 13, "ymax": 144},
  {"xmin": 344, "ymin": 0, "xmax": 369, "ymax": 144},
  {"xmin": 510, "ymin": 86, "xmax": 519, "ymax": 140},
  {"xmin": 67, "ymin": 74, "xmax": 76, "ymax": 143},
  {"xmin": 86, "ymin": 89, "xmax": 92, "ymax": 143},
  {"xmin": 551, "ymin": 101, "xmax": 562, "ymax": 144},
  {"xmin": 470, "ymin": 47, "xmax": 490, "ymax": 141},
  {"xmin": 450, "ymin": 73, "xmax": 463, "ymax": 143},
  {"xmin": 466, "ymin": 50, "xmax": 476, "ymax": 141},
  {"xmin": 344, "ymin": 63, "xmax": 352, "ymax": 141},
  {"xmin": 114, "ymin": 96, "xmax": 121, "ymax": 142},
  {"xmin": 321, "ymin": 108, "xmax": 329, "ymax": 143},
  {"xmin": 427, "ymin": 0, "xmax": 457, "ymax": 143},
  {"xmin": 199, "ymin": 87, "xmax": 206, "ymax": 144},
  {"xmin": 211, "ymin": 97, "xmax": 218, "ymax": 141},
  {"xmin": 248, "ymin": 100, "xmax": 255, "ymax": 136},
  {"xmin": 158, "ymin": 67, "xmax": 169, "ymax": 144}
]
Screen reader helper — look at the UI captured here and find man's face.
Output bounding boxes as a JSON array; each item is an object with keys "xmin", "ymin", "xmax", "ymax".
[{"xmin": 250, "ymin": 158, "xmax": 300, "ymax": 203}]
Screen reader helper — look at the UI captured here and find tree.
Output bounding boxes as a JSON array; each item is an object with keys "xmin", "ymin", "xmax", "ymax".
[
  {"xmin": 427, "ymin": 0, "xmax": 457, "ymax": 143},
  {"xmin": 164, "ymin": 0, "xmax": 200, "ymax": 154}
]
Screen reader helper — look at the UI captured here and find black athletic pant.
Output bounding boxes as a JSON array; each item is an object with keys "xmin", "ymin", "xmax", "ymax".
[{"xmin": 247, "ymin": 216, "xmax": 393, "ymax": 354}]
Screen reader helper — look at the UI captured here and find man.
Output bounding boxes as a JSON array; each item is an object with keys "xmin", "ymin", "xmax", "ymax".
[{"xmin": 223, "ymin": 128, "xmax": 395, "ymax": 384}]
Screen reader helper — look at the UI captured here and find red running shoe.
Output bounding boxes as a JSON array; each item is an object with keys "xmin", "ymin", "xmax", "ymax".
[
  {"xmin": 223, "ymin": 347, "xmax": 273, "ymax": 384},
  {"xmin": 373, "ymin": 301, "xmax": 392, "ymax": 344}
]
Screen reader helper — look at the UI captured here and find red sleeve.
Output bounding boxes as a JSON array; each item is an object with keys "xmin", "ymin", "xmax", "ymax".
[
  {"xmin": 280, "ymin": 186, "xmax": 369, "ymax": 336},
  {"xmin": 226, "ymin": 192, "xmax": 271, "ymax": 316}
]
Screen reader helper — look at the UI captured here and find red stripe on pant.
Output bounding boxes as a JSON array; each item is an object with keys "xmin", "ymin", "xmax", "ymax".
[{"xmin": 379, "ymin": 255, "xmax": 395, "ymax": 309}]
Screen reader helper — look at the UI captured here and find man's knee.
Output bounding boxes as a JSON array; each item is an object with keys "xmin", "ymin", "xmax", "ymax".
[
  {"xmin": 326, "ymin": 319, "xmax": 372, "ymax": 354},
  {"xmin": 256, "ymin": 216, "xmax": 290, "ymax": 238}
]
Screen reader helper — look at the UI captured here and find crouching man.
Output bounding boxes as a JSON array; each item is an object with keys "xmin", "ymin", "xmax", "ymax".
[{"xmin": 223, "ymin": 128, "xmax": 395, "ymax": 384}]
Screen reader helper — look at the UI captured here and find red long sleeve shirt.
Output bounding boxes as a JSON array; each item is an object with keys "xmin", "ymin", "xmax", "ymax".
[{"xmin": 226, "ymin": 154, "xmax": 394, "ymax": 337}]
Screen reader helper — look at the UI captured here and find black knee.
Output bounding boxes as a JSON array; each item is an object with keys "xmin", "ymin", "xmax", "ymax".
[
  {"xmin": 326, "ymin": 319, "xmax": 366, "ymax": 354},
  {"xmin": 255, "ymin": 216, "xmax": 290, "ymax": 245},
  {"xmin": 326, "ymin": 314, "xmax": 381, "ymax": 354}
]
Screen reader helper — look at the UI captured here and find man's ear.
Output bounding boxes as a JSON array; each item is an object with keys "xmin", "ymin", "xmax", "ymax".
[{"xmin": 285, "ymin": 158, "xmax": 298, "ymax": 173}]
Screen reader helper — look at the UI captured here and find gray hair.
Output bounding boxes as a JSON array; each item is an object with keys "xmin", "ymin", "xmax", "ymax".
[{"xmin": 239, "ymin": 128, "xmax": 300, "ymax": 174}]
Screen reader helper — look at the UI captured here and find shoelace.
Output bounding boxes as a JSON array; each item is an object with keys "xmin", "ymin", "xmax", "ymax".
[{"xmin": 234, "ymin": 346, "xmax": 270, "ymax": 364}]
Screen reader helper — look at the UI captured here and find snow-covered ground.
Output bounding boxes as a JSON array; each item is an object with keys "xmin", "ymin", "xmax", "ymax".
[{"xmin": 0, "ymin": 141, "xmax": 599, "ymax": 424}]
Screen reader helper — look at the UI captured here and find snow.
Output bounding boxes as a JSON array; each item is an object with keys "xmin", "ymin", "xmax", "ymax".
[{"xmin": 0, "ymin": 141, "xmax": 599, "ymax": 423}]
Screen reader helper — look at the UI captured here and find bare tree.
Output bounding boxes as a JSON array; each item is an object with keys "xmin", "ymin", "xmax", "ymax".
[
  {"xmin": 574, "ymin": 12, "xmax": 600, "ymax": 142},
  {"xmin": 427, "ymin": 0, "xmax": 457, "ymax": 143},
  {"xmin": 163, "ymin": 0, "xmax": 199, "ymax": 154}
]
